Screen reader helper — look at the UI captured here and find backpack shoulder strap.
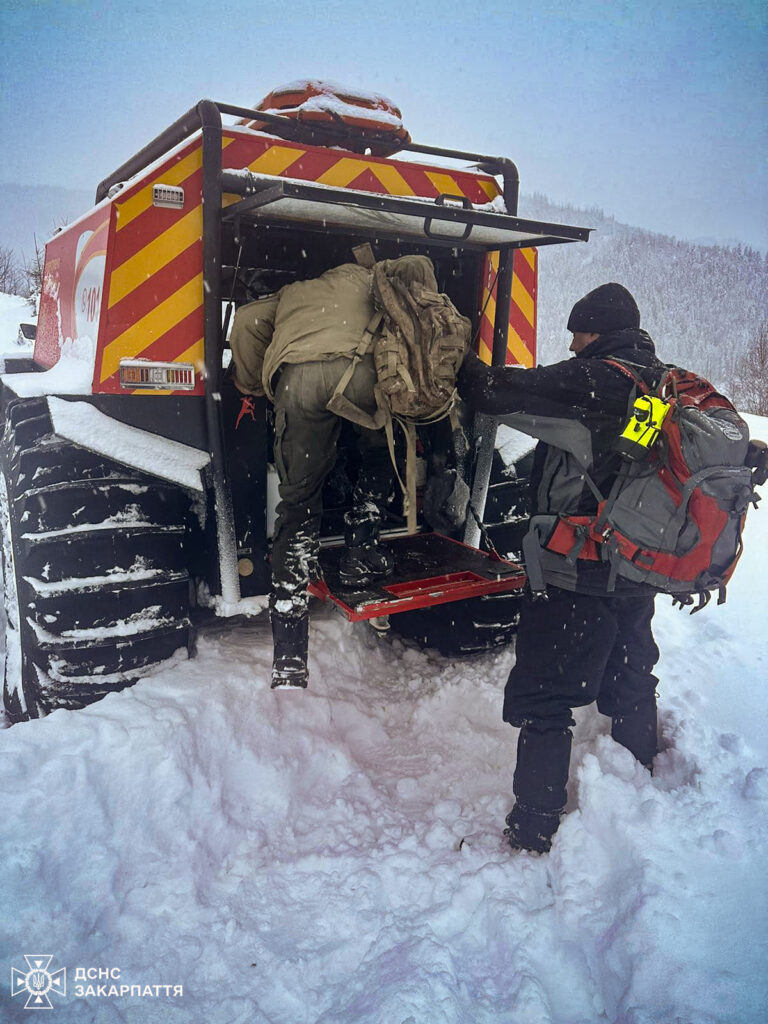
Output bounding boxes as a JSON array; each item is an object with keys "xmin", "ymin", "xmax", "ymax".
[
  {"xmin": 602, "ymin": 357, "xmax": 652, "ymax": 394},
  {"xmin": 372, "ymin": 262, "xmax": 415, "ymax": 339}
]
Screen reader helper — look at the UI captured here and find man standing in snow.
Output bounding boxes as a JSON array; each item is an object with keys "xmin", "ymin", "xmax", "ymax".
[{"xmin": 458, "ymin": 283, "xmax": 664, "ymax": 853}]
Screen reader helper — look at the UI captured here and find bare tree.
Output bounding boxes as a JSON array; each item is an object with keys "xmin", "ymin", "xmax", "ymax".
[
  {"xmin": 732, "ymin": 322, "xmax": 768, "ymax": 416},
  {"xmin": 23, "ymin": 235, "xmax": 46, "ymax": 313},
  {"xmin": 0, "ymin": 245, "xmax": 25, "ymax": 295}
]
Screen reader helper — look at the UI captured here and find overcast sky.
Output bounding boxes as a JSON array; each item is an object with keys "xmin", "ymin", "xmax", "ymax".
[{"xmin": 1, "ymin": 0, "xmax": 766, "ymax": 250}]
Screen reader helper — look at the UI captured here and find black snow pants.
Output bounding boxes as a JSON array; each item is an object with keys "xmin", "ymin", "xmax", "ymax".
[
  {"xmin": 270, "ymin": 354, "xmax": 392, "ymax": 616},
  {"xmin": 504, "ymin": 586, "xmax": 659, "ymax": 813}
]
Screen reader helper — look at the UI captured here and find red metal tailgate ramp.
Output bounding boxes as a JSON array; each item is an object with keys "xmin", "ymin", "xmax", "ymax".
[{"xmin": 310, "ymin": 533, "xmax": 526, "ymax": 622}]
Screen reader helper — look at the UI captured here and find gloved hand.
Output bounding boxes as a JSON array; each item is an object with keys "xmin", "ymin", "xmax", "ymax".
[{"xmin": 456, "ymin": 348, "xmax": 486, "ymax": 402}]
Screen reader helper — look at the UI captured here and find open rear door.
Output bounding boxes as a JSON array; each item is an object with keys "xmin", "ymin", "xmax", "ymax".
[
  {"xmin": 221, "ymin": 171, "xmax": 591, "ymax": 250},
  {"xmin": 222, "ymin": 170, "xmax": 589, "ymax": 620}
]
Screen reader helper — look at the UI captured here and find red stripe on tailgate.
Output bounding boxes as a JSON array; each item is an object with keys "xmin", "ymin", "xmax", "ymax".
[
  {"xmin": 114, "ymin": 168, "xmax": 203, "ymax": 262},
  {"xmin": 103, "ymin": 242, "xmax": 203, "ymax": 342}
]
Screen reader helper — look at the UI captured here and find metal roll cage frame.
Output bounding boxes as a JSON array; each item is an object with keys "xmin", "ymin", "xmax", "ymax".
[{"xmin": 94, "ymin": 100, "xmax": 583, "ymax": 590}]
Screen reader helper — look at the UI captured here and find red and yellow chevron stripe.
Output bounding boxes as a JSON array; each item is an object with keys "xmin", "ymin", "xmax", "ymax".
[
  {"xmin": 477, "ymin": 248, "xmax": 537, "ymax": 367},
  {"xmin": 220, "ymin": 129, "xmax": 500, "ymax": 205},
  {"xmin": 93, "ymin": 128, "xmax": 525, "ymax": 394}
]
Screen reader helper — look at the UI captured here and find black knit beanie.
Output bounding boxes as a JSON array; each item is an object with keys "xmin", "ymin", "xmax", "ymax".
[{"xmin": 567, "ymin": 283, "xmax": 640, "ymax": 334}]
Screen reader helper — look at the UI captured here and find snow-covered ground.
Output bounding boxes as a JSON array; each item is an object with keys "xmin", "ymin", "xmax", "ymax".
[
  {"xmin": 0, "ymin": 292, "xmax": 35, "ymax": 362},
  {"xmin": 0, "ymin": 291, "xmax": 766, "ymax": 1022},
  {"xmin": 1, "ymin": 446, "xmax": 766, "ymax": 1024}
]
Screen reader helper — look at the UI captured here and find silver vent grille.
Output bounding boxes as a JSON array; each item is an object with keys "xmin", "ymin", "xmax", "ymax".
[{"xmin": 152, "ymin": 185, "xmax": 185, "ymax": 209}]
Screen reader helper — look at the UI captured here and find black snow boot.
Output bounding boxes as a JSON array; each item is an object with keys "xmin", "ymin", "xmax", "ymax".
[
  {"xmin": 505, "ymin": 722, "xmax": 573, "ymax": 853},
  {"xmin": 504, "ymin": 803, "xmax": 564, "ymax": 854},
  {"xmin": 270, "ymin": 608, "xmax": 309, "ymax": 689},
  {"xmin": 338, "ymin": 506, "xmax": 394, "ymax": 587},
  {"xmin": 611, "ymin": 700, "xmax": 658, "ymax": 768}
]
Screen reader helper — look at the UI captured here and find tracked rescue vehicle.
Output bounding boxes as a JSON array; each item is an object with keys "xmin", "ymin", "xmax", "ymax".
[{"xmin": 0, "ymin": 85, "xmax": 590, "ymax": 720}]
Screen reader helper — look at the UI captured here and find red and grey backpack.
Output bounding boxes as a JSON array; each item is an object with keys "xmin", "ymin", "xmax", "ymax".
[{"xmin": 527, "ymin": 360, "xmax": 765, "ymax": 609}]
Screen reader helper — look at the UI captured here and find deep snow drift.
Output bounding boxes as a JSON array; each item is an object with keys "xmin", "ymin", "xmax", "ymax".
[{"xmin": 1, "ymin": 418, "xmax": 766, "ymax": 1023}]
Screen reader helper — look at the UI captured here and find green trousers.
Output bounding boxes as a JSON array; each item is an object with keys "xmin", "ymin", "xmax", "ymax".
[{"xmin": 270, "ymin": 355, "xmax": 392, "ymax": 615}]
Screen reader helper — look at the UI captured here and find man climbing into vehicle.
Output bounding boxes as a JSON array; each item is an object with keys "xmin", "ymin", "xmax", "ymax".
[
  {"xmin": 458, "ymin": 283, "xmax": 666, "ymax": 853},
  {"xmin": 230, "ymin": 255, "xmax": 439, "ymax": 690}
]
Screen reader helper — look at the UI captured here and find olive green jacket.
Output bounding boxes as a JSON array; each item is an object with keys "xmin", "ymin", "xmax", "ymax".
[
  {"xmin": 230, "ymin": 263, "xmax": 373, "ymax": 399},
  {"xmin": 230, "ymin": 257, "xmax": 437, "ymax": 400}
]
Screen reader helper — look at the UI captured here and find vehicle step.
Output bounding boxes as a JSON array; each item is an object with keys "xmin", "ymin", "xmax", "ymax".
[
  {"xmin": 9, "ymin": 414, "xmax": 52, "ymax": 452},
  {"xmin": 6, "ymin": 396, "xmax": 49, "ymax": 429},
  {"xmin": 31, "ymin": 624, "xmax": 190, "ymax": 684},
  {"xmin": 484, "ymin": 479, "xmax": 530, "ymax": 523},
  {"xmin": 38, "ymin": 649, "xmax": 188, "ymax": 707},
  {"xmin": 484, "ymin": 521, "xmax": 527, "ymax": 558},
  {"xmin": 28, "ymin": 616, "xmax": 191, "ymax": 656},
  {"xmin": 14, "ymin": 439, "xmax": 147, "ymax": 492}
]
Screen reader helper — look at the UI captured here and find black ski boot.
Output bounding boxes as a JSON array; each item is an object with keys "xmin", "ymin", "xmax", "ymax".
[
  {"xmin": 338, "ymin": 506, "xmax": 394, "ymax": 587},
  {"xmin": 270, "ymin": 608, "xmax": 309, "ymax": 689}
]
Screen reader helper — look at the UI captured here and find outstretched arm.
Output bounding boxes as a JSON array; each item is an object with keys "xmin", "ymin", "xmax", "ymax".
[{"xmin": 457, "ymin": 349, "xmax": 629, "ymax": 421}]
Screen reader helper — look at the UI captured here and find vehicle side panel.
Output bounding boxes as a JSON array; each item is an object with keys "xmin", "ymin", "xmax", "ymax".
[
  {"xmin": 96, "ymin": 137, "xmax": 209, "ymax": 396},
  {"xmin": 34, "ymin": 207, "xmax": 112, "ymax": 370}
]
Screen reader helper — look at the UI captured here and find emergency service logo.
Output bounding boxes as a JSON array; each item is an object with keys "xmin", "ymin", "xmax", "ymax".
[{"xmin": 10, "ymin": 955, "xmax": 67, "ymax": 1009}]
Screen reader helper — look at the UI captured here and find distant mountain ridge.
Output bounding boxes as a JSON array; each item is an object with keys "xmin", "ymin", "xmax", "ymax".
[{"xmin": 519, "ymin": 193, "xmax": 767, "ymax": 389}]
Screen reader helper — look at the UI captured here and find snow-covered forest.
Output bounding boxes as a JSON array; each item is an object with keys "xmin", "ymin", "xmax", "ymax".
[{"xmin": 521, "ymin": 194, "xmax": 767, "ymax": 405}]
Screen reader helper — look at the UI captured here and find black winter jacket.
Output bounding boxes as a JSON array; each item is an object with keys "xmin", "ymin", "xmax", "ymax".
[{"xmin": 458, "ymin": 328, "xmax": 665, "ymax": 593}]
